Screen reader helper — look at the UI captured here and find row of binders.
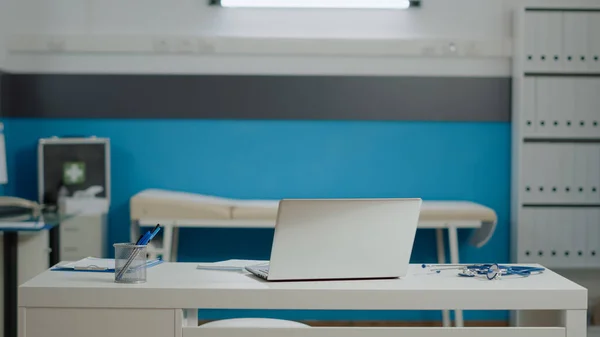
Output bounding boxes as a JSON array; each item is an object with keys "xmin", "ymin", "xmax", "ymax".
[
  {"xmin": 521, "ymin": 143, "xmax": 600, "ymax": 204},
  {"xmin": 521, "ymin": 77, "xmax": 600, "ymax": 138},
  {"xmin": 518, "ymin": 207, "xmax": 600, "ymax": 268},
  {"xmin": 524, "ymin": 11, "xmax": 600, "ymax": 73}
]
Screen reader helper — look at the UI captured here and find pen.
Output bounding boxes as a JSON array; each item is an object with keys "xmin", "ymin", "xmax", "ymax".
[{"xmin": 145, "ymin": 225, "xmax": 161, "ymax": 244}]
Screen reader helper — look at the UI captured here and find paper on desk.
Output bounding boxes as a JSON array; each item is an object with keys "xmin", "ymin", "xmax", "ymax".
[
  {"xmin": 197, "ymin": 259, "xmax": 268, "ymax": 271},
  {"xmin": 61, "ymin": 257, "xmax": 115, "ymax": 270},
  {"xmin": 53, "ymin": 257, "xmax": 163, "ymax": 272}
]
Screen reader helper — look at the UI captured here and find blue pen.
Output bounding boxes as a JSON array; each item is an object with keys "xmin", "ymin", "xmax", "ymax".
[
  {"xmin": 137, "ymin": 232, "xmax": 150, "ymax": 245},
  {"xmin": 136, "ymin": 224, "xmax": 159, "ymax": 245},
  {"xmin": 143, "ymin": 225, "xmax": 161, "ymax": 245}
]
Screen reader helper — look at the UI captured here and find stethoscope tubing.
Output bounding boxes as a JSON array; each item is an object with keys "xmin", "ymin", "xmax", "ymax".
[{"xmin": 421, "ymin": 263, "xmax": 545, "ymax": 280}]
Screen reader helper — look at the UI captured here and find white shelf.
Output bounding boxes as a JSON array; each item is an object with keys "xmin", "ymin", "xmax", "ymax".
[{"xmin": 511, "ymin": 4, "xmax": 600, "ymax": 274}]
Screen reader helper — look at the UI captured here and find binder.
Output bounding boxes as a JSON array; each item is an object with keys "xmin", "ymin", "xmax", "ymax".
[
  {"xmin": 524, "ymin": 12, "xmax": 538, "ymax": 71},
  {"xmin": 586, "ymin": 209, "xmax": 600, "ymax": 267},
  {"xmin": 547, "ymin": 78, "xmax": 562, "ymax": 137},
  {"xmin": 563, "ymin": 12, "xmax": 590, "ymax": 72},
  {"xmin": 527, "ymin": 12, "xmax": 563, "ymax": 72},
  {"xmin": 559, "ymin": 208, "xmax": 574, "ymax": 267},
  {"xmin": 593, "ymin": 79, "xmax": 600, "ymax": 138},
  {"xmin": 521, "ymin": 144, "xmax": 535, "ymax": 203},
  {"xmin": 539, "ymin": 145, "xmax": 554, "ymax": 203},
  {"xmin": 562, "ymin": 143, "xmax": 577, "ymax": 204},
  {"xmin": 591, "ymin": 145, "xmax": 600, "ymax": 203},
  {"xmin": 548, "ymin": 208, "xmax": 560, "ymax": 266},
  {"xmin": 573, "ymin": 208, "xmax": 588, "ymax": 267},
  {"xmin": 582, "ymin": 144, "xmax": 593, "ymax": 203},
  {"xmin": 520, "ymin": 208, "xmax": 535, "ymax": 262},
  {"xmin": 537, "ymin": 208, "xmax": 550, "ymax": 264},
  {"xmin": 536, "ymin": 79, "xmax": 552, "ymax": 136},
  {"xmin": 588, "ymin": 13, "xmax": 600, "ymax": 73},
  {"xmin": 577, "ymin": 78, "xmax": 595, "ymax": 137},
  {"xmin": 545, "ymin": 146, "xmax": 563, "ymax": 203},
  {"xmin": 531, "ymin": 209, "xmax": 542, "ymax": 263},
  {"xmin": 523, "ymin": 78, "xmax": 537, "ymax": 135},
  {"xmin": 573, "ymin": 145, "xmax": 587, "ymax": 204},
  {"xmin": 564, "ymin": 78, "xmax": 579, "ymax": 137},
  {"xmin": 536, "ymin": 12, "xmax": 564, "ymax": 72},
  {"xmin": 539, "ymin": 209, "xmax": 552, "ymax": 266}
]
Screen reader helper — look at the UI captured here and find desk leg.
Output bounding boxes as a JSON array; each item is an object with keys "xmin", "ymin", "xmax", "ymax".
[
  {"xmin": 4, "ymin": 232, "xmax": 18, "ymax": 337},
  {"xmin": 561, "ymin": 309, "xmax": 587, "ymax": 337},
  {"xmin": 49, "ymin": 225, "xmax": 60, "ymax": 266},
  {"xmin": 447, "ymin": 225, "xmax": 464, "ymax": 328},
  {"xmin": 435, "ymin": 228, "xmax": 450, "ymax": 328}
]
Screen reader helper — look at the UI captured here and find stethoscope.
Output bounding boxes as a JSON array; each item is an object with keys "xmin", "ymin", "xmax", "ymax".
[{"xmin": 421, "ymin": 263, "xmax": 545, "ymax": 280}]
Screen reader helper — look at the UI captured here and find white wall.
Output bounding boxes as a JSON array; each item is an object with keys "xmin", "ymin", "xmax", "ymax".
[
  {"xmin": 7, "ymin": 0, "xmax": 599, "ymax": 76},
  {"xmin": 1, "ymin": 0, "xmax": 531, "ymax": 76},
  {"xmin": 6, "ymin": 0, "xmax": 510, "ymax": 38}
]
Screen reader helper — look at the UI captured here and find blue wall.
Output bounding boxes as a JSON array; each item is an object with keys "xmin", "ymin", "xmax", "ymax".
[{"xmin": 3, "ymin": 118, "xmax": 511, "ymax": 321}]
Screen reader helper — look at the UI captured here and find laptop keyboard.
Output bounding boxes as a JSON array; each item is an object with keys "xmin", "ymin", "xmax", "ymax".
[{"xmin": 257, "ymin": 266, "xmax": 270, "ymax": 274}]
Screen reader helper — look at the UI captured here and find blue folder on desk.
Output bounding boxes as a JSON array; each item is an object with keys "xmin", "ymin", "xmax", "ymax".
[{"xmin": 52, "ymin": 257, "xmax": 163, "ymax": 273}]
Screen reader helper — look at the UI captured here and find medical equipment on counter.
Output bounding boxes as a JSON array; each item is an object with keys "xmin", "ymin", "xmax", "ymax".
[
  {"xmin": 422, "ymin": 263, "xmax": 545, "ymax": 280},
  {"xmin": 38, "ymin": 137, "xmax": 111, "ymax": 262}
]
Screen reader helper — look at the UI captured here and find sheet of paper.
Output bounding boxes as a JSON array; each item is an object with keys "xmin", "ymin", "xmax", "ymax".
[
  {"xmin": 62, "ymin": 257, "xmax": 115, "ymax": 270},
  {"xmin": 197, "ymin": 259, "xmax": 268, "ymax": 271}
]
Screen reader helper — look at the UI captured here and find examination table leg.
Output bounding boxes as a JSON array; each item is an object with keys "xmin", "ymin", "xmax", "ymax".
[
  {"xmin": 448, "ymin": 225, "xmax": 464, "ymax": 327},
  {"xmin": 436, "ymin": 228, "xmax": 451, "ymax": 327}
]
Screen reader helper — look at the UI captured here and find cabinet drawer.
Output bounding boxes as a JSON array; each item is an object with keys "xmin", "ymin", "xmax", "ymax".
[{"xmin": 23, "ymin": 308, "xmax": 175, "ymax": 337}]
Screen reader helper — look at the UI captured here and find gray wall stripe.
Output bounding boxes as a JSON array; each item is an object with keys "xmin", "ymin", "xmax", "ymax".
[{"xmin": 2, "ymin": 74, "xmax": 510, "ymax": 121}]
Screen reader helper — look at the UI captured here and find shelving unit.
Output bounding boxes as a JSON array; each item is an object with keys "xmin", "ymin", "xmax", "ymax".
[
  {"xmin": 511, "ymin": 2, "xmax": 600, "ymax": 329},
  {"xmin": 512, "ymin": 3, "xmax": 600, "ymax": 270}
]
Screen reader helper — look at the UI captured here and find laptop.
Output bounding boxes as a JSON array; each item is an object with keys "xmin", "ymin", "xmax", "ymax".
[{"xmin": 246, "ymin": 198, "xmax": 422, "ymax": 281}]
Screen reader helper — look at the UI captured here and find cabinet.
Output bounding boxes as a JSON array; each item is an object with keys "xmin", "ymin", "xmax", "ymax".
[
  {"xmin": 513, "ymin": 6, "xmax": 600, "ymax": 271},
  {"xmin": 38, "ymin": 137, "xmax": 111, "ymax": 261}
]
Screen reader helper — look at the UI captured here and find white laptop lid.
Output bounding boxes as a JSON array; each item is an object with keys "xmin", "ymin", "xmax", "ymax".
[{"xmin": 267, "ymin": 198, "xmax": 422, "ymax": 281}]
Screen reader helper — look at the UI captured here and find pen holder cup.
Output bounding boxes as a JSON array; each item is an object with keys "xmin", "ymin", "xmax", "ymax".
[{"xmin": 114, "ymin": 243, "xmax": 148, "ymax": 284}]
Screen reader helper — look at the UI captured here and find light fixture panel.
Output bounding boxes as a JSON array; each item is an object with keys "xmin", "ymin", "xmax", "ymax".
[{"xmin": 211, "ymin": 0, "xmax": 421, "ymax": 9}]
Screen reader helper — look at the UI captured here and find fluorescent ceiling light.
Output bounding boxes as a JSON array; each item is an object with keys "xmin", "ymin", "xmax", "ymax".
[{"xmin": 215, "ymin": 0, "xmax": 419, "ymax": 9}]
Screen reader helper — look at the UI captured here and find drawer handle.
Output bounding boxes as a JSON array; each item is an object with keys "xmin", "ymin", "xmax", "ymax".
[
  {"xmin": 64, "ymin": 247, "xmax": 78, "ymax": 252},
  {"xmin": 64, "ymin": 227, "xmax": 79, "ymax": 232}
]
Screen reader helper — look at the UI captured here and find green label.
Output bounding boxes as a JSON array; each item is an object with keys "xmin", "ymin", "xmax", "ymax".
[{"xmin": 63, "ymin": 162, "xmax": 86, "ymax": 185}]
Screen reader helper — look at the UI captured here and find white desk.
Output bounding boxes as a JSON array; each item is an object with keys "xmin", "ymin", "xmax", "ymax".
[
  {"xmin": 19, "ymin": 263, "xmax": 587, "ymax": 337},
  {"xmin": 132, "ymin": 201, "xmax": 498, "ymax": 327}
]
